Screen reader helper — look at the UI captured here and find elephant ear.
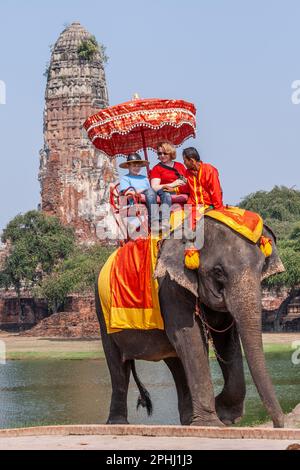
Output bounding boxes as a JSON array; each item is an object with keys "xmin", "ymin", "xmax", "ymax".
[
  {"xmin": 154, "ymin": 236, "xmax": 198, "ymax": 297},
  {"xmin": 261, "ymin": 225, "xmax": 285, "ymax": 281}
]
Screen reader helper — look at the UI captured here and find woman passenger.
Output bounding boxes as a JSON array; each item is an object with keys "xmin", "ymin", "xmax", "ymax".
[{"xmin": 150, "ymin": 141, "xmax": 187, "ymax": 230}]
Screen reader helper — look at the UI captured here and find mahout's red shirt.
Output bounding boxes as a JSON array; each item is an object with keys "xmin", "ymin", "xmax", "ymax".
[{"xmin": 178, "ymin": 162, "xmax": 223, "ymax": 209}]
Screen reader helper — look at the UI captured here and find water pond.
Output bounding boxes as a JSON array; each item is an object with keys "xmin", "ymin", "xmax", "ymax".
[{"xmin": 0, "ymin": 352, "xmax": 299, "ymax": 428}]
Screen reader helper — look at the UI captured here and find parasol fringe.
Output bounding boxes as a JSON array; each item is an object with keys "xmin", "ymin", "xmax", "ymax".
[
  {"xmin": 93, "ymin": 132, "xmax": 195, "ymax": 159},
  {"xmin": 85, "ymin": 108, "xmax": 196, "ymax": 133},
  {"xmin": 91, "ymin": 121, "xmax": 196, "ymax": 142}
]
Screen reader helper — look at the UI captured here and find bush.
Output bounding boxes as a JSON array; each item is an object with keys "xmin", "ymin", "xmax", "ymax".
[
  {"xmin": 78, "ymin": 35, "xmax": 99, "ymax": 60},
  {"xmin": 78, "ymin": 36, "xmax": 109, "ymax": 63}
]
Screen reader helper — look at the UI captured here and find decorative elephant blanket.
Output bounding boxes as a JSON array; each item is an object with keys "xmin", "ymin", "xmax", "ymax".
[
  {"xmin": 98, "ymin": 237, "xmax": 163, "ymax": 334},
  {"xmin": 98, "ymin": 206, "xmax": 266, "ymax": 334},
  {"xmin": 205, "ymin": 205, "xmax": 263, "ymax": 243}
]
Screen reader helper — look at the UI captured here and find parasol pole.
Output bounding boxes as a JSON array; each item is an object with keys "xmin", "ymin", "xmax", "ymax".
[
  {"xmin": 141, "ymin": 127, "xmax": 151, "ymax": 178},
  {"xmin": 133, "ymin": 93, "xmax": 151, "ymax": 179}
]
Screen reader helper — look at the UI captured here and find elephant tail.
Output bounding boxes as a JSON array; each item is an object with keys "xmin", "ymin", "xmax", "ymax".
[{"xmin": 130, "ymin": 360, "xmax": 153, "ymax": 416}]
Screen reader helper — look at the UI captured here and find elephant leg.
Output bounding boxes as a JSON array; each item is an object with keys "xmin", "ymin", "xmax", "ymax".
[
  {"xmin": 95, "ymin": 284, "xmax": 131, "ymax": 424},
  {"xmin": 103, "ymin": 336, "xmax": 131, "ymax": 424},
  {"xmin": 208, "ymin": 313, "xmax": 246, "ymax": 425},
  {"xmin": 159, "ymin": 277, "xmax": 224, "ymax": 427},
  {"xmin": 164, "ymin": 357, "xmax": 193, "ymax": 425}
]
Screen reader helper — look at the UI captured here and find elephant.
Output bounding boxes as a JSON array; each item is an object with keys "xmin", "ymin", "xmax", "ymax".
[{"xmin": 95, "ymin": 217, "xmax": 285, "ymax": 428}]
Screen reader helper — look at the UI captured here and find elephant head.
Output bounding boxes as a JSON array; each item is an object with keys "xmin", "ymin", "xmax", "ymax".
[{"xmin": 155, "ymin": 217, "xmax": 285, "ymax": 427}]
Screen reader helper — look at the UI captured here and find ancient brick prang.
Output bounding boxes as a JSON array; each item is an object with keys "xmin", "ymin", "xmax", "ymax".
[{"xmin": 39, "ymin": 22, "xmax": 117, "ymax": 242}]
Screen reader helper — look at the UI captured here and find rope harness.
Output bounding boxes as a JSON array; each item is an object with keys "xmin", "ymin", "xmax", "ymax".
[{"xmin": 195, "ymin": 300, "xmax": 236, "ymax": 365}]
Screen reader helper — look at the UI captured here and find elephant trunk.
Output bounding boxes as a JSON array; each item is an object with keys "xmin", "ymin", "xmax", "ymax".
[{"xmin": 225, "ymin": 270, "xmax": 284, "ymax": 428}]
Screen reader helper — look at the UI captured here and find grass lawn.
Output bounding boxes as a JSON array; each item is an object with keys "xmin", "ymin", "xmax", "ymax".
[{"xmin": 3, "ymin": 340, "xmax": 297, "ymax": 361}]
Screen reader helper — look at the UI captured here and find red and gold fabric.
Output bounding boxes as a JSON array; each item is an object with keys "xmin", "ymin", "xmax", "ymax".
[
  {"xmin": 170, "ymin": 205, "xmax": 263, "ymax": 244},
  {"xmin": 205, "ymin": 206, "xmax": 263, "ymax": 244},
  {"xmin": 98, "ymin": 237, "xmax": 163, "ymax": 334}
]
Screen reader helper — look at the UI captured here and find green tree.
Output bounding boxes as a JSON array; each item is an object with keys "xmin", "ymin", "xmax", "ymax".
[
  {"xmin": 37, "ymin": 245, "xmax": 113, "ymax": 312},
  {"xmin": 239, "ymin": 186, "xmax": 300, "ymax": 239},
  {"xmin": 289, "ymin": 225, "xmax": 300, "ymax": 252},
  {"xmin": 0, "ymin": 211, "xmax": 75, "ymax": 304},
  {"xmin": 264, "ymin": 245, "xmax": 300, "ymax": 288}
]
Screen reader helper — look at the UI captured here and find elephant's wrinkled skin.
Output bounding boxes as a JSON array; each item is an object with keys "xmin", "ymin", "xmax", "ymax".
[{"xmin": 95, "ymin": 217, "xmax": 285, "ymax": 427}]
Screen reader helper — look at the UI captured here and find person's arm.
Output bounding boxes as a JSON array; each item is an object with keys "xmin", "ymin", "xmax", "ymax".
[
  {"xmin": 175, "ymin": 181, "xmax": 190, "ymax": 194},
  {"xmin": 151, "ymin": 178, "xmax": 185, "ymax": 192},
  {"xmin": 135, "ymin": 187, "xmax": 147, "ymax": 194},
  {"xmin": 151, "ymin": 178, "xmax": 164, "ymax": 191},
  {"xmin": 139, "ymin": 178, "xmax": 151, "ymax": 194},
  {"xmin": 150, "ymin": 166, "xmax": 169, "ymax": 191},
  {"xmin": 171, "ymin": 163, "xmax": 189, "ymax": 194},
  {"xmin": 208, "ymin": 167, "xmax": 223, "ymax": 209},
  {"xmin": 173, "ymin": 169, "xmax": 190, "ymax": 194}
]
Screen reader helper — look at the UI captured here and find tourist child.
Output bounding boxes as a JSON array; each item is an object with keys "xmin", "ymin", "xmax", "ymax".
[{"xmin": 119, "ymin": 153, "xmax": 156, "ymax": 233}]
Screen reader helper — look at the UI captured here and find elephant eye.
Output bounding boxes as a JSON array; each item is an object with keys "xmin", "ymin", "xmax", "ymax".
[{"xmin": 213, "ymin": 266, "xmax": 224, "ymax": 279}]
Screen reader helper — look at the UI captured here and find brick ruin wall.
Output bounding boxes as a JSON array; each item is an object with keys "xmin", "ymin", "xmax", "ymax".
[{"xmin": 0, "ymin": 287, "xmax": 299, "ymax": 337}]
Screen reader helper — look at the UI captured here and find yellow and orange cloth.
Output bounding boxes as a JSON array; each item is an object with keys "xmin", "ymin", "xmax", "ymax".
[
  {"xmin": 205, "ymin": 205, "xmax": 263, "ymax": 243},
  {"xmin": 98, "ymin": 206, "xmax": 266, "ymax": 334},
  {"xmin": 98, "ymin": 237, "xmax": 163, "ymax": 334}
]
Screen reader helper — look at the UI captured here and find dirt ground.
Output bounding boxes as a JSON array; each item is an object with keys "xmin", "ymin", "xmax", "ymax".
[{"xmin": 262, "ymin": 332, "xmax": 300, "ymax": 344}]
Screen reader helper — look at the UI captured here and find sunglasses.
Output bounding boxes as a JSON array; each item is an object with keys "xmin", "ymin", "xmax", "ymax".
[{"xmin": 157, "ymin": 151, "xmax": 169, "ymax": 156}]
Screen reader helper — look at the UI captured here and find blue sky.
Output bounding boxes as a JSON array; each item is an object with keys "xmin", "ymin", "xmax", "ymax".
[{"xmin": 0, "ymin": 0, "xmax": 299, "ymax": 230}]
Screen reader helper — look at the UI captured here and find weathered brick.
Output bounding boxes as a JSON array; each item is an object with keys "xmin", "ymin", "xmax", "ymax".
[{"xmin": 39, "ymin": 22, "xmax": 118, "ymax": 243}]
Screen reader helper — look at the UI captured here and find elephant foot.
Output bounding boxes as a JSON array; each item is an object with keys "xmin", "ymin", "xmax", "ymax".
[
  {"xmin": 215, "ymin": 396, "xmax": 244, "ymax": 425},
  {"xmin": 180, "ymin": 415, "xmax": 193, "ymax": 426},
  {"xmin": 106, "ymin": 417, "xmax": 129, "ymax": 425},
  {"xmin": 190, "ymin": 414, "xmax": 225, "ymax": 427},
  {"xmin": 273, "ymin": 413, "xmax": 285, "ymax": 428}
]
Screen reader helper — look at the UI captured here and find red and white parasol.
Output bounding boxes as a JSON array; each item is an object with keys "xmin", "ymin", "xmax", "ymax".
[{"xmin": 83, "ymin": 97, "xmax": 196, "ymax": 162}]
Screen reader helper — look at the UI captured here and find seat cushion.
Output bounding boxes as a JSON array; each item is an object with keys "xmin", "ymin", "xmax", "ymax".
[{"xmin": 138, "ymin": 193, "xmax": 189, "ymax": 204}]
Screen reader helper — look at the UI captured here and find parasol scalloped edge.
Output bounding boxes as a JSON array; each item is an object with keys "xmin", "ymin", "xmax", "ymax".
[
  {"xmin": 85, "ymin": 108, "xmax": 196, "ymax": 133},
  {"xmin": 90, "ymin": 121, "xmax": 196, "ymax": 141}
]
